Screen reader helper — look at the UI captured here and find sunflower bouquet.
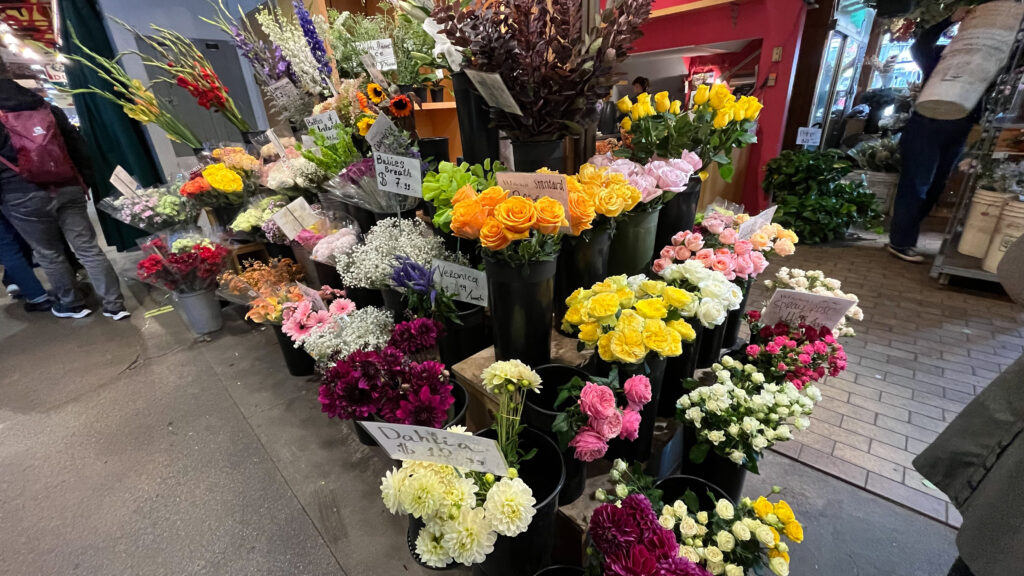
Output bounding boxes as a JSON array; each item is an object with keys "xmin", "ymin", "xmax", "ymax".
[
  {"xmin": 561, "ymin": 275, "xmax": 697, "ymax": 365},
  {"xmin": 449, "ymin": 186, "xmax": 577, "ymax": 265}
]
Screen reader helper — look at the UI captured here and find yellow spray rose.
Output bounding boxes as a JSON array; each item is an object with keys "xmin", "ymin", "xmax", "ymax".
[
  {"xmin": 783, "ymin": 521, "xmax": 803, "ymax": 543},
  {"xmin": 586, "ymin": 292, "xmax": 622, "ymax": 319},
  {"xmin": 667, "ymin": 319, "xmax": 697, "ymax": 342},
  {"xmin": 693, "ymin": 84, "xmax": 710, "ymax": 106},
  {"xmin": 654, "ymin": 91, "xmax": 671, "ymax": 113},
  {"xmin": 634, "ymin": 298, "xmax": 668, "ymax": 319},
  {"xmin": 661, "ymin": 286, "xmax": 693, "ymax": 309},
  {"xmin": 202, "ymin": 164, "xmax": 243, "ymax": 194},
  {"xmin": 774, "ymin": 501, "xmax": 796, "ymax": 524},
  {"xmin": 713, "ymin": 107, "xmax": 734, "ymax": 129},
  {"xmin": 643, "ymin": 321, "xmax": 682, "ymax": 357},
  {"xmin": 709, "ymin": 83, "xmax": 734, "ymax": 109},
  {"xmin": 578, "ymin": 322, "xmax": 602, "ymax": 344},
  {"xmin": 639, "ymin": 280, "xmax": 666, "ymax": 296},
  {"xmin": 752, "ymin": 497, "xmax": 774, "ymax": 519},
  {"xmin": 605, "ymin": 327, "xmax": 647, "ymax": 364}
]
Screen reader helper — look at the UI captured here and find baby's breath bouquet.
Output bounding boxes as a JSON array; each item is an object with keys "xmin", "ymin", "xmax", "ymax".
[
  {"xmin": 379, "ymin": 359, "xmax": 541, "ymax": 568},
  {"xmin": 336, "ymin": 217, "xmax": 447, "ymax": 289}
]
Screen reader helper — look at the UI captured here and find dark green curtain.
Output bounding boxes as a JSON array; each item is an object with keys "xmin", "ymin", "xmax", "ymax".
[{"xmin": 59, "ymin": 0, "xmax": 163, "ymax": 251}]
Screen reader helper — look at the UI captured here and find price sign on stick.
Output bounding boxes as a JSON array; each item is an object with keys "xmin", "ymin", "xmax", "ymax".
[
  {"xmin": 432, "ymin": 259, "xmax": 488, "ymax": 306},
  {"xmin": 374, "ymin": 153, "xmax": 422, "ymax": 197},
  {"xmin": 358, "ymin": 422, "xmax": 509, "ymax": 475},
  {"xmin": 496, "ymin": 172, "xmax": 570, "ymax": 213},
  {"xmin": 760, "ymin": 289, "xmax": 855, "ymax": 331},
  {"xmin": 271, "ymin": 197, "xmax": 322, "ymax": 240},
  {"xmin": 358, "ymin": 39, "xmax": 397, "ymax": 71},
  {"xmin": 266, "ymin": 129, "xmax": 288, "ymax": 160},
  {"xmin": 109, "ymin": 166, "xmax": 139, "ymax": 197},
  {"xmin": 464, "ymin": 69, "xmax": 523, "ymax": 115},
  {"xmin": 364, "ymin": 114, "xmax": 400, "ymax": 149},
  {"xmin": 303, "ymin": 110, "xmax": 341, "ymax": 144},
  {"xmin": 266, "ymin": 78, "xmax": 300, "ymax": 106},
  {"xmin": 737, "ymin": 205, "xmax": 778, "ymax": 240},
  {"xmin": 796, "ymin": 127, "xmax": 822, "ymax": 147}
]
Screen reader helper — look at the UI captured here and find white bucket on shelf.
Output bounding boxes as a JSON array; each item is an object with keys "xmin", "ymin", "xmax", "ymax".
[
  {"xmin": 958, "ymin": 188, "xmax": 1012, "ymax": 257},
  {"xmin": 982, "ymin": 200, "xmax": 1024, "ymax": 272}
]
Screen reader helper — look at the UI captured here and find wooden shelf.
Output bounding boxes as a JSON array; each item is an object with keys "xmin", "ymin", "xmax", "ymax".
[{"xmin": 418, "ymin": 101, "xmax": 457, "ymax": 110}]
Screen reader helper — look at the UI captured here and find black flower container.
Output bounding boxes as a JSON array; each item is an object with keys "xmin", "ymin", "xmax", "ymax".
[
  {"xmin": 352, "ymin": 379, "xmax": 469, "ymax": 446},
  {"xmin": 510, "ymin": 139, "xmax": 564, "ymax": 172},
  {"xmin": 695, "ymin": 322, "xmax": 727, "ymax": 369},
  {"xmin": 272, "ymin": 324, "xmax": 315, "ymax": 376},
  {"xmin": 438, "ymin": 302, "xmax": 491, "ymax": 367},
  {"xmin": 595, "ymin": 355, "xmax": 667, "ymax": 463},
  {"xmin": 345, "ymin": 286, "xmax": 385, "ymax": 310},
  {"xmin": 474, "ymin": 428, "xmax": 565, "ymax": 576},
  {"xmin": 451, "ymin": 72, "xmax": 499, "ymax": 165},
  {"xmin": 654, "ymin": 474, "xmax": 733, "ymax": 510},
  {"xmin": 522, "ymin": 364, "xmax": 592, "ymax": 505},
  {"xmin": 721, "ymin": 279, "xmax": 754, "ymax": 350},
  {"xmin": 651, "ymin": 177, "xmax": 703, "ymax": 260},
  {"xmin": 380, "ymin": 287, "xmax": 407, "ymax": 323},
  {"xmin": 554, "ymin": 223, "xmax": 613, "ymax": 331},
  {"xmin": 680, "ymin": 424, "xmax": 748, "ymax": 502},
  {"xmin": 485, "ymin": 258, "xmax": 557, "ymax": 367},
  {"xmin": 657, "ymin": 322, "xmax": 704, "ymax": 418},
  {"xmin": 608, "ymin": 208, "xmax": 662, "ymax": 277}
]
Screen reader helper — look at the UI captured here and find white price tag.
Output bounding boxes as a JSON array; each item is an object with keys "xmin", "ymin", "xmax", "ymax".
[
  {"xmin": 301, "ymin": 135, "xmax": 316, "ymax": 149},
  {"xmin": 432, "ymin": 259, "xmax": 487, "ymax": 306},
  {"xmin": 110, "ymin": 165, "xmax": 139, "ymax": 197},
  {"xmin": 496, "ymin": 172, "xmax": 570, "ymax": 215},
  {"xmin": 303, "ymin": 110, "xmax": 341, "ymax": 144},
  {"xmin": 796, "ymin": 127, "xmax": 822, "ymax": 147},
  {"xmin": 364, "ymin": 113, "xmax": 400, "ymax": 149},
  {"xmin": 738, "ymin": 205, "xmax": 777, "ymax": 239},
  {"xmin": 271, "ymin": 197, "xmax": 321, "ymax": 240},
  {"xmin": 374, "ymin": 153, "xmax": 422, "ymax": 197},
  {"xmin": 266, "ymin": 78, "xmax": 300, "ymax": 106},
  {"xmin": 358, "ymin": 39, "xmax": 397, "ymax": 71},
  {"xmin": 357, "ymin": 422, "xmax": 509, "ymax": 476},
  {"xmin": 761, "ymin": 289, "xmax": 856, "ymax": 331},
  {"xmin": 197, "ymin": 208, "xmax": 216, "ymax": 238},
  {"xmin": 464, "ymin": 69, "xmax": 522, "ymax": 115}
]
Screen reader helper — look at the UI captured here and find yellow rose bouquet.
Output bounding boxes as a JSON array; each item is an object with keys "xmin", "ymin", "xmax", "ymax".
[
  {"xmin": 565, "ymin": 164, "xmax": 642, "ymax": 237},
  {"xmin": 562, "ymin": 275, "xmax": 697, "ymax": 365},
  {"xmin": 615, "ymin": 85, "xmax": 761, "ymax": 182}
]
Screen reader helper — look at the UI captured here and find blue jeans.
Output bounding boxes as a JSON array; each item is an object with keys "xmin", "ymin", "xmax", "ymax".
[
  {"xmin": 0, "ymin": 210, "xmax": 46, "ymax": 300},
  {"xmin": 889, "ymin": 113, "xmax": 973, "ymax": 249}
]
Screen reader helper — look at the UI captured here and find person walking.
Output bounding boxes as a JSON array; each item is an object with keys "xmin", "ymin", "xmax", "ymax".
[
  {"xmin": 887, "ymin": 7, "xmax": 976, "ymax": 263},
  {"xmin": 0, "ymin": 76, "xmax": 129, "ymax": 319},
  {"xmin": 913, "ymin": 235, "xmax": 1024, "ymax": 576},
  {"xmin": 0, "ymin": 210, "xmax": 50, "ymax": 311}
]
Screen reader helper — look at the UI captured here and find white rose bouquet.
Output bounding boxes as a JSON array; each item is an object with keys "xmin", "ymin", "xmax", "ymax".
[
  {"xmin": 659, "ymin": 260, "xmax": 744, "ymax": 328},
  {"xmin": 763, "ymin": 268, "xmax": 862, "ymax": 336},
  {"xmin": 676, "ymin": 355, "xmax": 819, "ymax": 472}
]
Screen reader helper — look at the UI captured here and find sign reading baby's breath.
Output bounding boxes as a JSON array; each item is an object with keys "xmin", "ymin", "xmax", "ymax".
[{"xmin": 358, "ymin": 422, "xmax": 509, "ymax": 475}]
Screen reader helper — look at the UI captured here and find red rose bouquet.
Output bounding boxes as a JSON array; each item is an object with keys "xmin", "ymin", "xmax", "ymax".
[{"xmin": 136, "ymin": 235, "xmax": 230, "ymax": 293}]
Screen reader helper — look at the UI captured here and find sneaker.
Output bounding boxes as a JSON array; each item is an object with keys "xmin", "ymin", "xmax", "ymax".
[
  {"xmin": 5, "ymin": 283, "xmax": 21, "ymax": 299},
  {"xmin": 24, "ymin": 295, "xmax": 51, "ymax": 312},
  {"xmin": 886, "ymin": 244, "xmax": 925, "ymax": 263},
  {"xmin": 51, "ymin": 303, "xmax": 92, "ymax": 319},
  {"xmin": 102, "ymin": 307, "xmax": 131, "ymax": 321}
]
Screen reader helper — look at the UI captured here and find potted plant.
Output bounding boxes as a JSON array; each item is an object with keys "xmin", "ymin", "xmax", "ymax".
[
  {"xmin": 135, "ymin": 233, "xmax": 231, "ymax": 335},
  {"xmin": 560, "ymin": 275, "xmax": 696, "ymax": 461},
  {"xmin": 448, "ymin": 187, "xmax": 580, "ymax": 366},
  {"xmin": 763, "ymin": 149, "xmax": 883, "ymax": 244},
  {"xmin": 319, "ymin": 317, "xmax": 468, "ymax": 444},
  {"xmin": 431, "ymin": 0, "xmax": 652, "ymax": 172}
]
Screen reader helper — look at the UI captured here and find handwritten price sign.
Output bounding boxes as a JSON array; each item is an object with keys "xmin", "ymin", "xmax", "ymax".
[
  {"xmin": 303, "ymin": 110, "xmax": 341, "ymax": 144},
  {"xmin": 358, "ymin": 39, "xmax": 397, "ymax": 71},
  {"xmin": 374, "ymin": 153, "xmax": 422, "ymax": 197},
  {"xmin": 761, "ymin": 289, "xmax": 855, "ymax": 331},
  {"xmin": 357, "ymin": 422, "xmax": 509, "ymax": 475},
  {"xmin": 432, "ymin": 259, "xmax": 487, "ymax": 306}
]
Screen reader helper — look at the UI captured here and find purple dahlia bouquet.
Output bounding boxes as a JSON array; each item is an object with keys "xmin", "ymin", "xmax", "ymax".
[
  {"xmin": 590, "ymin": 494, "xmax": 713, "ymax": 576},
  {"xmin": 318, "ymin": 318, "xmax": 454, "ymax": 427}
]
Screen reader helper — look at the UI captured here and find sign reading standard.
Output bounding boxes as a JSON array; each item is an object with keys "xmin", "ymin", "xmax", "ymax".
[
  {"xmin": 374, "ymin": 153, "xmax": 422, "ymax": 197},
  {"xmin": 496, "ymin": 172, "xmax": 570, "ymax": 215},
  {"xmin": 357, "ymin": 421, "xmax": 509, "ymax": 475}
]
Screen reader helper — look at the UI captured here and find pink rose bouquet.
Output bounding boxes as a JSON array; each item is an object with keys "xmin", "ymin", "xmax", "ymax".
[
  {"xmin": 553, "ymin": 371, "xmax": 653, "ymax": 462},
  {"xmin": 588, "ymin": 153, "xmax": 701, "ymax": 211}
]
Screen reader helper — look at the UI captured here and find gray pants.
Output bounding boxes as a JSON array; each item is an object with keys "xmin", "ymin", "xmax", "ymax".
[{"xmin": 2, "ymin": 187, "xmax": 124, "ymax": 310}]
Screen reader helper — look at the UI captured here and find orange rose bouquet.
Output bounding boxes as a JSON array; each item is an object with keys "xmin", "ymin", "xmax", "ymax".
[{"xmin": 450, "ymin": 186, "xmax": 584, "ymax": 265}]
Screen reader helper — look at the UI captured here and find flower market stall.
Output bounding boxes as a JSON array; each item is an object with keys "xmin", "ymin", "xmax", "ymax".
[{"xmin": 65, "ymin": 1, "xmax": 871, "ymax": 574}]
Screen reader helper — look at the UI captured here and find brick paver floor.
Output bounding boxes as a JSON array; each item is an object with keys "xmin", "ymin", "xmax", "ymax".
[{"xmin": 750, "ymin": 234, "xmax": 1023, "ymax": 528}]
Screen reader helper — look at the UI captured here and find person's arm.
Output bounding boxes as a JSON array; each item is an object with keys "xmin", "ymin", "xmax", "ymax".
[
  {"xmin": 51, "ymin": 105, "xmax": 96, "ymax": 190},
  {"xmin": 910, "ymin": 16, "xmax": 952, "ymax": 74}
]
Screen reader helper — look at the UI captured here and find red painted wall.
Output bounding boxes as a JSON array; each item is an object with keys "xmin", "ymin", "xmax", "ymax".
[{"xmin": 631, "ymin": 0, "xmax": 808, "ymax": 213}]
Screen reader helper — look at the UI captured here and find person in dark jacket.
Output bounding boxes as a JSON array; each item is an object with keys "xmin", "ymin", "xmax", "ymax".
[
  {"xmin": 0, "ymin": 76, "xmax": 128, "ymax": 319},
  {"xmin": 887, "ymin": 7, "xmax": 976, "ymax": 263},
  {"xmin": 914, "ymin": 236, "xmax": 1024, "ymax": 576}
]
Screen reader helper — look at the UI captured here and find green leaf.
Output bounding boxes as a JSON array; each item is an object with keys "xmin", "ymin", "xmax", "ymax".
[
  {"xmin": 719, "ymin": 163, "xmax": 734, "ymax": 182},
  {"xmin": 683, "ymin": 489, "xmax": 699, "ymax": 513},
  {"xmin": 689, "ymin": 442, "xmax": 710, "ymax": 464}
]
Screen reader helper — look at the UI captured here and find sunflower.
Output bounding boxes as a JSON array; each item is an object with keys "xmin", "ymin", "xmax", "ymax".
[
  {"xmin": 367, "ymin": 83, "xmax": 386, "ymax": 104},
  {"xmin": 356, "ymin": 115, "xmax": 376, "ymax": 136},
  {"xmin": 389, "ymin": 94, "xmax": 412, "ymax": 118}
]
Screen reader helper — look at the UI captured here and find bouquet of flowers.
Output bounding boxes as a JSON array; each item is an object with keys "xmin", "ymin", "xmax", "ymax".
[
  {"xmin": 449, "ymin": 186, "xmax": 575, "ymax": 265},
  {"xmin": 311, "ymin": 228, "xmax": 360, "ymax": 265},
  {"xmin": 291, "ymin": 305, "xmax": 394, "ymax": 363},
  {"xmin": 217, "ymin": 257, "xmax": 304, "ymax": 304},
  {"xmin": 391, "ymin": 256, "xmax": 461, "ymax": 325},
  {"xmin": 588, "ymin": 493, "xmax": 712, "ymax": 576},
  {"xmin": 564, "ymin": 164, "xmax": 642, "ymax": 237},
  {"xmin": 587, "ymin": 153, "xmax": 702, "ymax": 211},
  {"xmin": 677, "ymin": 355, "xmax": 819, "ymax": 472},
  {"xmin": 255, "ymin": 3, "xmax": 332, "ymax": 96},
  {"xmin": 136, "ymin": 234, "xmax": 230, "ymax": 294},
  {"xmin": 762, "ymin": 268, "xmax": 863, "ymax": 337},
  {"xmin": 322, "ymin": 157, "xmax": 423, "ymax": 215},
  {"xmin": 319, "ymin": 318, "xmax": 454, "ymax": 426},
  {"xmin": 552, "ymin": 370, "xmax": 653, "ymax": 462},
  {"xmin": 246, "ymin": 283, "xmax": 349, "ymax": 324},
  {"xmin": 615, "ymin": 86, "xmax": 761, "ymax": 181},
  {"xmin": 336, "ymin": 217, "xmax": 447, "ymax": 289},
  {"xmin": 379, "ymin": 359, "xmax": 541, "ymax": 568},
  {"xmin": 561, "ymin": 275, "xmax": 697, "ymax": 365},
  {"xmin": 743, "ymin": 311, "xmax": 847, "ymax": 390},
  {"xmin": 229, "ymin": 195, "xmax": 290, "ymax": 238},
  {"xmin": 664, "ymin": 489, "xmax": 802, "ymax": 576},
  {"xmin": 422, "ymin": 160, "xmax": 506, "ymax": 233},
  {"xmin": 98, "ymin": 185, "xmax": 197, "ymax": 233},
  {"xmin": 657, "ymin": 260, "xmax": 745, "ymax": 329}
]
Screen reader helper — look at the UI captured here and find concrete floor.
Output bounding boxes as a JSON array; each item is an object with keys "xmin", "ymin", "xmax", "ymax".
[{"xmin": 0, "ymin": 259, "xmax": 959, "ymax": 576}]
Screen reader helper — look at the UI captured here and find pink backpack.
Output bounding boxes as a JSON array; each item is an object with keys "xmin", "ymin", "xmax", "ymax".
[{"xmin": 0, "ymin": 105, "xmax": 79, "ymax": 186}]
